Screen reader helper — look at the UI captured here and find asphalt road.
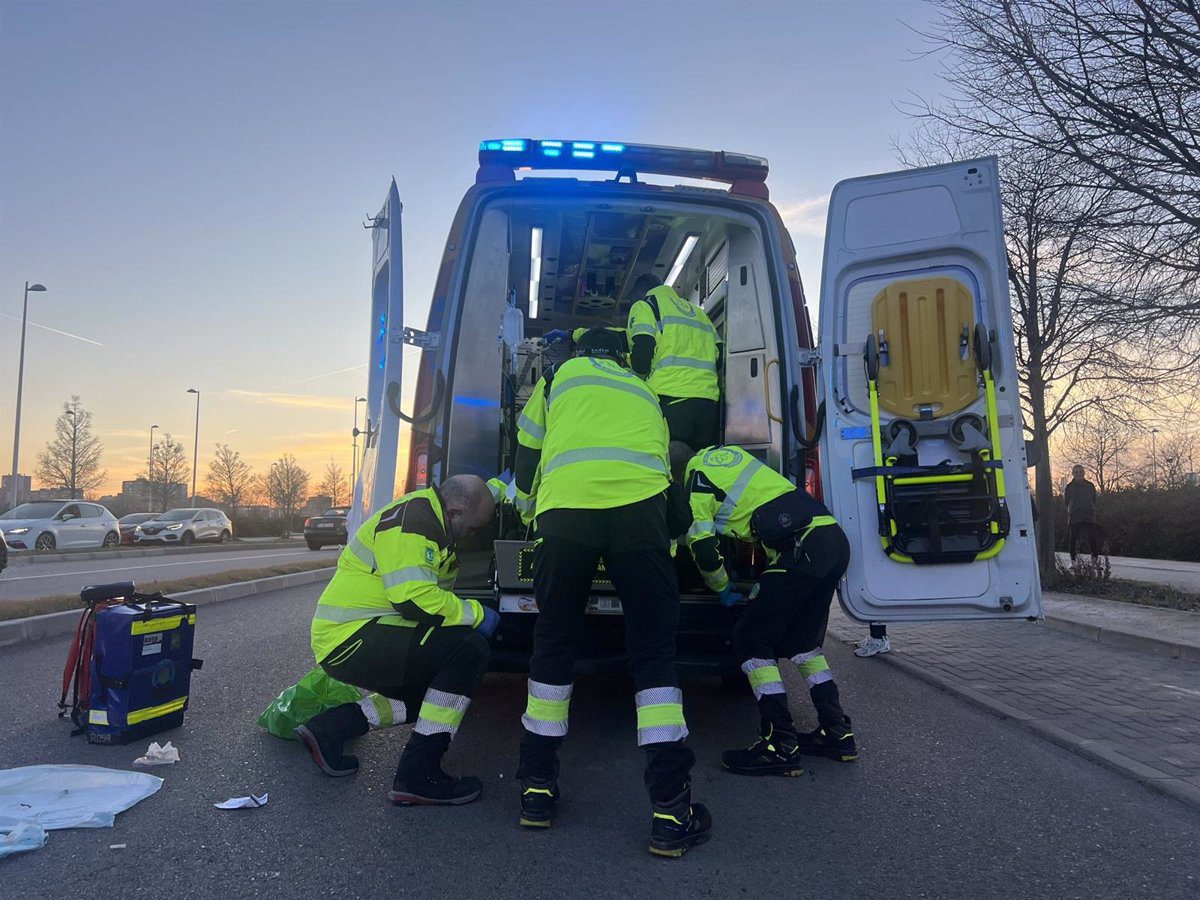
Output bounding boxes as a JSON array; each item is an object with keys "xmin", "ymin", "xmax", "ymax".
[
  {"xmin": 1, "ymin": 583, "xmax": 1198, "ymax": 898},
  {"xmin": 1056, "ymin": 553, "xmax": 1200, "ymax": 593},
  {"xmin": 0, "ymin": 547, "xmax": 339, "ymax": 601}
]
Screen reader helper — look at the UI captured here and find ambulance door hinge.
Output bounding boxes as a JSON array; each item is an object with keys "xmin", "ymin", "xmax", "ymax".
[
  {"xmin": 403, "ymin": 327, "xmax": 441, "ymax": 350},
  {"xmin": 797, "ymin": 347, "xmax": 821, "ymax": 367}
]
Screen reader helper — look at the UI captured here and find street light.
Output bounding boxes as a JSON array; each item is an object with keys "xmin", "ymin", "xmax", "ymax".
[
  {"xmin": 187, "ymin": 388, "xmax": 200, "ymax": 506},
  {"xmin": 65, "ymin": 408, "xmax": 77, "ymax": 499},
  {"xmin": 1151, "ymin": 428, "xmax": 1159, "ymax": 489},
  {"xmin": 8, "ymin": 281, "xmax": 47, "ymax": 511},
  {"xmin": 149, "ymin": 424, "xmax": 159, "ymax": 511},
  {"xmin": 351, "ymin": 396, "xmax": 367, "ymax": 495}
]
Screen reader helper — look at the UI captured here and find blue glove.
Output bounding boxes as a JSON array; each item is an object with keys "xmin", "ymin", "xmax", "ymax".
[
  {"xmin": 543, "ymin": 329, "xmax": 569, "ymax": 344},
  {"xmin": 717, "ymin": 585, "xmax": 744, "ymax": 607},
  {"xmin": 478, "ymin": 605, "xmax": 501, "ymax": 639}
]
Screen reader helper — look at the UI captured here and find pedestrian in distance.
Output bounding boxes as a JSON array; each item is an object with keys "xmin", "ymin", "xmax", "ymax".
[
  {"xmin": 512, "ymin": 328, "xmax": 711, "ymax": 859},
  {"xmin": 294, "ymin": 475, "xmax": 499, "ymax": 806},
  {"xmin": 671, "ymin": 441, "xmax": 859, "ymax": 778},
  {"xmin": 1064, "ymin": 464, "xmax": 1100, "ymax": 562}
]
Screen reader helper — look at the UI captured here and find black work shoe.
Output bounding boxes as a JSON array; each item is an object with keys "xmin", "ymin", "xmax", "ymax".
[
  {"xmin": 389, "ymin": 770, "xmax": 483, "ymax": 806},
  {"xmin": 796, "ymin": 716, "xmax": 858, "ymax": 762},
  {"xmin": 721, "ymin": 727, "xmax": 804, "ymax": 777},
  {"xmin": 518, "ymin": 777, "xmax": 559, "ymax": 828},
  {"xmin": 293, "ymin": 703, "xmax": 368, "ymax": 777},
  {"xmin": 649, "ymin": 789, "xmax": 712, "ymax": 858}
]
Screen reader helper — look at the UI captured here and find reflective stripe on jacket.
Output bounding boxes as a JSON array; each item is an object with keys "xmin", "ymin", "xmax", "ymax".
[
  {"xmin": 627, "ymin": 285, "xmax": 720, "ymax": 401},
  {"xmin": 310, "ymin": 487, "xmax": 481, "ymax": 662}
]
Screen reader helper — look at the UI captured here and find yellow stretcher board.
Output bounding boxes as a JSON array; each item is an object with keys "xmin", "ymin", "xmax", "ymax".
[{"xmin": 871, "ymin": 277, "xmax": 977, "ymax": 419}]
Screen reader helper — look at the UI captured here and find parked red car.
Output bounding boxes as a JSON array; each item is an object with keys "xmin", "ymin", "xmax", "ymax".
[{"xmin": 117, "ymin": 513, "xmax": 157, "ymax": 545}]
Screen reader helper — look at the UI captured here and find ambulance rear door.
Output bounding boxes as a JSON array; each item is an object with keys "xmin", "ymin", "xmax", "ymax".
[{"xmin": 816, "ymin": 157, "xmax": 1042, "ymax": 623}]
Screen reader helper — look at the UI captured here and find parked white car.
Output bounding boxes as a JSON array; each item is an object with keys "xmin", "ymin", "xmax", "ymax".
[
  {"xmin": 0, "ymin": 501, "xmax": 121, "ymax": 552},
  {"xmin": 135, "ymin": 508, "xmax": 233, "ymax": 545}
]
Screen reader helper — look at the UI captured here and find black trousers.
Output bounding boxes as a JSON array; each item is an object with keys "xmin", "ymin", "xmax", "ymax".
[
  {"xmin": 1069, "ymin": 521, "xmax": 1100, "ymax": 559},
  {"xmin": 660, "ymin": 396, "xmax": 720, "ymax": 451},
  {"xmin": 518, "ymin": 498, "xmax": 694, "ymax": 803},
  {"xmin": 321, "ymin": 620, "xmax": 490, "ymax": 716},
  {"xmin": 733, "ymin": 525, "xmax": 852, "ymax": 732}
]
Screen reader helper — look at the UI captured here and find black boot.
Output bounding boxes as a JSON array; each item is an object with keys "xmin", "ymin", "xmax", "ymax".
[
  {"xmin": 649, "ymin": 786, "xmax": 712, "ymax": 858},
  {"xmin": 721, "ymin": 724, "xmax": 804, "ymax": 777},
  {"xmin": 294, "ymin": 702, "xmax": 368, "ymax": 777},
  {"xmin": 518, "ymin": 777, "xmax": 559, "ymax": 828},
  {"xmin": 795, "ymin": 715, "xmax": 858, "ymax": 762},
  {"xmin": 389, "ymin": 732, "xmax": 482, "ymax": 806}
]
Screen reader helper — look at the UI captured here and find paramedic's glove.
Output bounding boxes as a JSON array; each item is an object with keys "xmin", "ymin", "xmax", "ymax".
[
  {"xmin": 543, "ymin": 329, "xmax": 569, "ymax": 344},
  {"xmin": 717, "ymin": 585, "xmax": 744, "ymax": 608},
  {"xmin": 478, "ymin": 606, "xmax": 501, "ymax": 639}
]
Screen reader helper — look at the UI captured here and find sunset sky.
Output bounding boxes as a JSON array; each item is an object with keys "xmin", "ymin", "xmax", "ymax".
[{"xmin": 1, "ymin": 0, "xmax": 943, "ymax": 497}]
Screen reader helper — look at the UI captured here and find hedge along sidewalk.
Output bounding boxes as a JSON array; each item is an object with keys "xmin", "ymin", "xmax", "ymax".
[
  {"xmin": 3, "ymin": 538, "xmax": 309, "ymax": 568},
  {"xmin": 0, "ymin": 564, "xmax": 335, "ymax": 648}
]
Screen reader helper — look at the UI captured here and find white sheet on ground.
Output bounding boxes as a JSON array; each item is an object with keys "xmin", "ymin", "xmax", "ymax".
[{"xmin": 0, "ymin": 765, "xmax": 163, "ymax": 830}]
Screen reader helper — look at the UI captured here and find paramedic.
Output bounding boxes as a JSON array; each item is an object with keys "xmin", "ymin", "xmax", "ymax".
[
  {"xmin": 627, "ymin": 275, "xmax": 722, "ymax": 451},
  {"xmin": 295, "ymin": 475, "xmax": 499, "ymax": 806},
  {"xmin": 512, "ymin": 328, "xmax": 712, "ymax": 858},
  {"xmin": 671, "ymin": 442, "xmax": 858, "ymax": 775}
]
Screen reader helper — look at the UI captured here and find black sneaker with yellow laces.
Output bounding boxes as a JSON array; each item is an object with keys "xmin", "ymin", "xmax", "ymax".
[
  {"xmin": 795, "ymin": 716, "xmax": 858, "ymax": 762},
  {"xmin": 518, "ymin": 777, "xmax": 559, "ymax": 828},
  {"xmin": 721, "ymin": 725, "xmax": 805, "ymax": 777}
]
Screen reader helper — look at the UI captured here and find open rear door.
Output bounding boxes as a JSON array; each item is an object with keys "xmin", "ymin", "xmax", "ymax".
[
  {"xmin": 348, "ymin": 180, "xmax": 405, "ymax": 536},
  {"xmin": 817, "ymin": 157, "xmax": 1041, "ymax": 623}
]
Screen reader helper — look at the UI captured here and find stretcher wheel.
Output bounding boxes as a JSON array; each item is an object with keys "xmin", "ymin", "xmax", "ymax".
[
  {"xmin": 973, "ymin": 323, "xmax": 992, "ymax": 372},
  {"xmin": 864, "ymin": 333, "xmax": 880, "ymax": 381},
  {"xmin": 950, "ymin": 413, "xmax": 986, "ymax": 447},
  {"xmin": 888, "ymin": 418, "xmax": 918, "ymax": 444}
]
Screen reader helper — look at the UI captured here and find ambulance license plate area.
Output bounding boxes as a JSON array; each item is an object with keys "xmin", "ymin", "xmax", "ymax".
[{"xmin": 499, "ymin": 594, "xmax": 623, "ymax": 615}]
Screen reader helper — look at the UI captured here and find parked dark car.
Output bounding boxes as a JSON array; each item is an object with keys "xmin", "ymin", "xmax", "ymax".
[
  {"xmin": 118, "ymin": 512, "xmax": 157, "ymax": 545},
  {"xmin": 304, "ymin": 507, "xmax": 349, "ymax": 550}
]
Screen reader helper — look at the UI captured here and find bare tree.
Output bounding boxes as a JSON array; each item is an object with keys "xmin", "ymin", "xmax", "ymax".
[
  {"xmin": 205, "ymin": 444, "xmax": 255, "ymax": 512},
  {"xmin": 145, "ymin": 434, "xmax": 189, "ymax": 512},
  {"xmin": 918, "ymin": 0, "xmax": 1200, "ymax": 300},
  {"xmin": 266, "ymin": 454, "xmax": 309, "ymax": 533},
  {"xmin": 35, "ymin": 396, "xmax": 106, "ymax": 499},
  {"xmin": 317, "ymin": 458, "xmax": 348, "ymax": 507},
  {"xmin": 1059, "ymin": 406, "xmax": 1143, "ymax": 492}
]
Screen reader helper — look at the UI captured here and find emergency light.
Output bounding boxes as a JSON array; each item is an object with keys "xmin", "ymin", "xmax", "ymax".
[{"xmin": 477, "ymin": 138, "xmax": 769, "ymax": 188}]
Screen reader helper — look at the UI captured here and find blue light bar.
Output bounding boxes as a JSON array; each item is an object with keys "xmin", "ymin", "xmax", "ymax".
[
  {"xmin": 543, "ymin": 148, "xmax": 561, "ymax": 157},
  {"xmin": 501, "ymin": 139, "xmax": 526, "ymax": 152},
  {"xmin": 601, "ymin": 143, "xmax": 625, "ymax": 153},
  {"xmin": 540, "ymin": 140, "xmax": 563, "ymax": 148},
  {"xmin": 573, "ymin": 150, "xmax": 595, "ymax": 159},
  {"xmin": 572, "ymin": 142, "xmax": 595, "ymax": 150},
  {"xmin": 481, "ymin": 140, "xmax": 503, "ymax": 151}
]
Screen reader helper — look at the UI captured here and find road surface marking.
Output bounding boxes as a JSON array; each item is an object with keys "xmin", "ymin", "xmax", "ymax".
[{"xmin": 2, "ymin": 550, "xmax": 332, "ymax": 582}]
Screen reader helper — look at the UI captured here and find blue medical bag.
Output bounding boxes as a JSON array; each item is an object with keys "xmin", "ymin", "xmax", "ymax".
[{"xmin": 60, "ymin": 582, "xmax": 203, "ymax": 745}]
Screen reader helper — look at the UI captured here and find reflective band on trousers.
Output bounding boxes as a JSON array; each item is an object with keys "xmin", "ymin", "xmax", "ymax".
[
  {"xmin": 345, "ymin": 537, "xmax": 375, "ymax": 569},
  {"xmin": 522, "ymin": 680, "xmax": 572, "ymax": 738},
  {"xmin": 517, "ymin": 413, "xmax": 545, "ymax": 441},
  {"xmin": 381, "ymin": 566, "xmax": 439, "ymax": 589},
  {"xmin": 542, "ymin": 446, "xmax": 668, "ymax": 476},
  {"xmin": 655, "ymin": 355, "xmax": 716, "ymax": 372},
  {"xmin": 360, "ymin": 694, "xmax": 406, "ymax": 729},
  {"xmin": 548, "ymin": 375, "xmax": 660, "ymax": 412},
  {"xmin": 741, "ymin": 658, "xmax": 785, "ymax": 700},
  {"xmin": 413, "ymin": 688, "xmax": 471, "ymax": 736},
  {"xmin": 715, "ymin": 461, "xmax": 762, "ymax": 529},
  {"xmin": 634, "ymin": 686, "xmax": 689, "ymax": 746},
  {"xmin": 792, "ymin": 651, "xmax": 832, "ymax": 689}
]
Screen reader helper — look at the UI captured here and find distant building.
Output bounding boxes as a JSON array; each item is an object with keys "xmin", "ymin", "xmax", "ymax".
[
  {"xmin": 1, "ymin": 474, "xmax": 32, "ymax": 508},
  {"xmin": 27, "ymin": 487, "xmax": 74, "ymax": 502},
  {"xmin": 304, "ymin": 495, "xmax": 333, "ymax": 516},
  {"xmin": 119, "ymin": 478, "xmax": 187, "ymax": 511}
]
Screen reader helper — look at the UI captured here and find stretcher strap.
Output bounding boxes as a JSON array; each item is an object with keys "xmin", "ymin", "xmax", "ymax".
[{"xmin": 851, "ymin": 461, "xmax": 1003, "ymax": 480}]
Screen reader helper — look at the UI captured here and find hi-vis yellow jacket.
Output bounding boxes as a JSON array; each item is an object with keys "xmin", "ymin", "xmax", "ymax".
[
  {"xmin": 310, "ymin": 487, "xmax": 483, "ymax": 661},
  {"xmin": 627, "ymin": 285, "xmax": 721, "ymax": 401}
]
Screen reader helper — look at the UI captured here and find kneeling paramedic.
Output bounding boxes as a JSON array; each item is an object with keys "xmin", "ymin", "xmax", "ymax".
[
  {"xmin": 672, "ymin": 442, "xmax": 857, "ymax": 775},
  {"xmin": 513, "ymin": 328, "xmax": 712, "ymax": 858},
  {"xmin": 297, "ymin": 475, "xmax": 500, "ymax": 806}
]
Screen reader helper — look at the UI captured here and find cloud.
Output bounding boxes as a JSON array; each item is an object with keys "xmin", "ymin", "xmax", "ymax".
[
  {"xmin": 227, "ymin": 390, "xmax": 348, "ymax": 411},
  {"xmin": 0, "ymin": 313, "xmax": 105, "ymax": 346},
  {"xmin": 273, "ymin": 363, "xmax": 367, "ymax": 390},
  {"xmin": 776, "ymin": 194, "xmax": 830, "ymax": 238}
]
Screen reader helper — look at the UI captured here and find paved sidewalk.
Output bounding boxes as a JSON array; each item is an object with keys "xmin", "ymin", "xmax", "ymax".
[{"xmin": 827, "ymin": 603, "xmax": 1200, "ymax": 809}]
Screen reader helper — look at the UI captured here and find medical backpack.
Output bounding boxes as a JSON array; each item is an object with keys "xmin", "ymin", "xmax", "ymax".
[{"xmin": 59, "ymin": 581, "xmax": 202, "ymax": 745}]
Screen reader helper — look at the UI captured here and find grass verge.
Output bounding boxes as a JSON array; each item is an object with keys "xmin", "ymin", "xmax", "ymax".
[
  {"xmin": 0, "ymin": 560, "xmax": 334, "ymax": 622},
  {"xmin": 1048, "ymin": 556, "xmax": 1200, "ymax": 612}
]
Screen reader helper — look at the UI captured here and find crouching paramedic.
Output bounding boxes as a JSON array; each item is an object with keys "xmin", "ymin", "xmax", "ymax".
[
  {"xmin": 295, "ymin": 475, "xmax": 500, "ymax": 806},
  {"xmin": 671, "ymin": 442, "xmax": 858, "ymax": 774},
  {"xmin": 627, "ymin": 277, "xmax": 722, "ymax": 451},
  {"xmin": 513, "ymin": 328, "xmax": 711, "ymax": 858}
]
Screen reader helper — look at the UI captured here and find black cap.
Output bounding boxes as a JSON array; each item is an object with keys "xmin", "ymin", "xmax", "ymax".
[{"xmin": 575, "ymin": 328, "xmax": 625, "ymax": 361}]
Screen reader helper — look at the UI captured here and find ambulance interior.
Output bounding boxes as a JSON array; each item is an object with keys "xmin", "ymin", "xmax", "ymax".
[{"xmin": 443, "ymin": 196, "xmax": 788, "ymax": 547}]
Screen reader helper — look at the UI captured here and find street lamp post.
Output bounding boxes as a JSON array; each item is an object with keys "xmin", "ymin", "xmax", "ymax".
[
  {"xmin": 187, "ymin": 388, "xmax": 200, "ymax": 506},
  {"xmin": 8, "ymin": 281, "xmax": 47, "ymax": 511},
  {"xmin": 351, "ymin": 396, "xmax": 367, "ymax": 495},
  {"xmin": 65, "ymin": 408, "xmax": 78, "ymax": 499},
  {"xmin": 1151, "ymin": 428, "xmax": 1159, "ymax": 489},
  {"xmin": 148, "ymin": 424, "xmax": 159, "ymax": 511}
]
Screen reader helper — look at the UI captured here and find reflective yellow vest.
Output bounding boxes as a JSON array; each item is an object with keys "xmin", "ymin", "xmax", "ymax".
[
  {"xmin": 310, "ymin": 488, "xmax": 482, "ymax": 661},
  {"xmin": 516, "ymin": 355, "xmax": 669, "ymax": 514},
  {"xmin": 627, "ymin": 285, "xmax": 721, "ymax": 401}
]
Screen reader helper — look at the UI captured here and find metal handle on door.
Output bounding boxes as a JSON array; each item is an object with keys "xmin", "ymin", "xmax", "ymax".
[{"xmin": 764, "ymin": 358, "xmax": 783, "ymax": 423}]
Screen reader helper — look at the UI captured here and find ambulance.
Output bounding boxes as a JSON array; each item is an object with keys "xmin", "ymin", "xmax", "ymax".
[{"xmin": 350, "ymin": 139, "xmax": 1041, "ymax": 675}]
